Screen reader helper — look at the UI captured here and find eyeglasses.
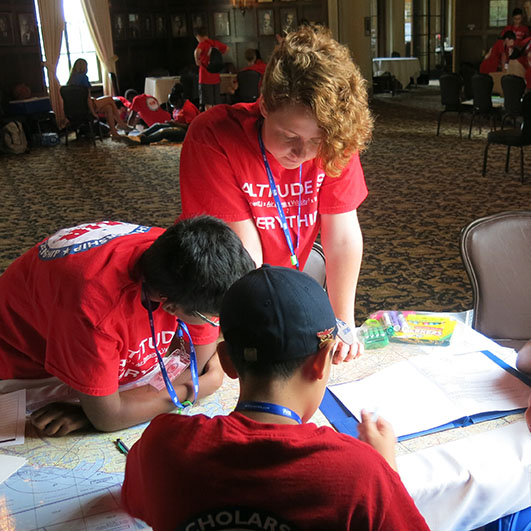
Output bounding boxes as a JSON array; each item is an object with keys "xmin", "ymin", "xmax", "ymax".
[{"xmin": 193, "ymin": 310, "xmax": 220, "ymax": 327}]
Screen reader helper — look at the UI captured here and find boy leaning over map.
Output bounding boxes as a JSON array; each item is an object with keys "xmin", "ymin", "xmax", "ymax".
[{"xmin": 121, "ymin": 266, "xmax": 429, "ymax": 530}]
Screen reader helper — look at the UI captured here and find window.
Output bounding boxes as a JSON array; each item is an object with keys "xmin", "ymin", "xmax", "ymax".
[
  {"xmin": 489, "ymin": 0, "xmax": 508, "ymax": 28},
  {"xmin": 34, "ymin": 0, "xmax": 100, "ymax": 87}
]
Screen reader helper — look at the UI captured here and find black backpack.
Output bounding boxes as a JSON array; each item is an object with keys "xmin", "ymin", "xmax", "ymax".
[{"xmin": 207, "ymin": 46, "xmax": 224, "ymax": 74}]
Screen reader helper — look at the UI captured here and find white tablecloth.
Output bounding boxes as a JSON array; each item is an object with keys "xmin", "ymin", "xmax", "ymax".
[
  {"xmin": 144, "ymin": 76, "xmax": 181, "ymax": 105},
  {"xmin": 372, "ymin": 57, "xmax": 421, "ymax": 88},
  {"xmin": 144, "ymin": 74, "xmax": 238, "ymax": 104},
  {"xmin": 399, "ymin": 421, "xmax": 531, "ymax": 531}
]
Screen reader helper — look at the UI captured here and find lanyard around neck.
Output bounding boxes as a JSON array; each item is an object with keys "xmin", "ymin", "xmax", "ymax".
[
  {"xmin": 236, "ymin": 400, "xmax": 302, "ymax": 424},
  {"xmin": 258, "ymin": 127, "xmax": 302, "ymax": 270},
  {"xmin": 144, "ymin": 291, "xmax": 199, "ymax": 410}
]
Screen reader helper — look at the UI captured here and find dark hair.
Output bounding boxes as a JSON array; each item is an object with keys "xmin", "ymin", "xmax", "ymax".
[
  {"xmin": 139, "ymin": 216, "xmax": 255, "ymax": 315},
  {"xmin": 194, "ymin": 26, "xmax": 208, "ymax": 37},
  {"xmin": 502, "ymin": 30, "xmax": 517, "ymax": 40},
  {"xmin": 227, "ymin": 345, "xmax": 310, "ymax": 381},
  {"xmin": 244, "ymin": 48, "xmax": 257, "ymax": 63},
  {"xmin": 168, "ymin": 83, "xmax": 185, "ymax": 108},
  {"xmin": 512, "ymin": 8, "xmax": 523, "ymax": 16}
]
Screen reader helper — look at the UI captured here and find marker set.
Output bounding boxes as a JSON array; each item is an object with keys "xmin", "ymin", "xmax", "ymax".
[{"xmin": 359, "ymin": 311, "xmax": 457, "ymax": 349}]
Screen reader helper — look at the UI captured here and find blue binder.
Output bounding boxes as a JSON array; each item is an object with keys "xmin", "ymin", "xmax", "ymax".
[{"xmin": 319, "ymin": 350, "xmax": 531, "ymax": 442}]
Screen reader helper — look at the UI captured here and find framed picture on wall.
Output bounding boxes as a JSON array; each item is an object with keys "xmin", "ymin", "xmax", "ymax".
[
  {"xmin": 154, "ymin": 14, "xmax": 165, "ymax": 37},
  {"xmin": 18, "ymin": 13, "xmax": 37, "ymax": 46},
  {"xmin": 128, "ymin": 13, "xmax": 140, "ymax": 39},
  {"xmin": 280, "ymin": 8, "xmax": 297, "ymax": 35},
  {"xmin": 192, "ymin": 12, "xmax": 206, "ymax": 31},
  {"xmin": 258, "ymin": 9, "xmax": 274, "ymax": 36},
  {"xmin": 171, "ymin": 13, "xmax": 187, "ymax": 37},
  {"xmin": 142, "ymin": 14, "xmax": 153, "ymax": 38},
  {"xmin": 113, "ymin": 14, "xmax": 127, "ymax": 40},
  {"xmin": 0, "ymin": 13, "xmax": 14, "ymax": 46},
  {"xmin": 213, "ymin": 12, "xmax": 230, "ymax": 37}
]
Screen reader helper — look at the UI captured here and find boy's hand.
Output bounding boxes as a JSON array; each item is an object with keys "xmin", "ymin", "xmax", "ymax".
[
  {"xmin": 358, "ymin": 409, "xmax": 398, "ymax": 472},
  {"xmin": 30, "ymin": 402, "xmax": 91, "ymax": 436}
]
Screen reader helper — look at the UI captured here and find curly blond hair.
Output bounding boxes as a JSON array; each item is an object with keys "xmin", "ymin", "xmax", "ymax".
[{"xmin": 261, "ymin": 26, "xmax": 373, "ymax": 177}]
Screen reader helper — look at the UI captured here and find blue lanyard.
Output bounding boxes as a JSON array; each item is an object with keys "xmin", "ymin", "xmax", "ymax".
[
  {"xmin": 145, "ymin": 297, "xmax": 199, "ymax": 410},
  {"xmin": 235, "ymin": 400, "xmax": 302, "ymax": 424},
  {"xmin": 258, "ymin": 127, "xmax": 302, "ymax": 269}
]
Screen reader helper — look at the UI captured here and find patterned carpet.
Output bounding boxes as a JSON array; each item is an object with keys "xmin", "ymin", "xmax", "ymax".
[{"xmin": 1, "ymin": 85, "xmax": 531, "ymax": 324}]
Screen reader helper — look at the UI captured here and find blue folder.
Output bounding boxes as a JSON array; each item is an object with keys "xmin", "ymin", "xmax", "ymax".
[{"xmin": 319, "ymin": 350, "xmax": 531, "ymax": 442}]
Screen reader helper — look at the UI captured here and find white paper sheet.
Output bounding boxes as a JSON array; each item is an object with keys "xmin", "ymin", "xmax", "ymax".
[
  {"xmin": 0, "ymin": 389, "xmax": 26, "ymax": 447},
  {"xmin": 329, "ymin": 351, "xmax": 530, "ymax": 438},
  {"xmin": 0, "ymin": 455, "xmax": 26, "ymax": 484},
  {"xmin": 398, "ymin": 421, "xmax": 531, "ymax": 531}
]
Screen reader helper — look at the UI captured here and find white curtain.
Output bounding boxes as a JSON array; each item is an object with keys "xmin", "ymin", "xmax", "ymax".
[
  {"xmin": 81, "ymin": 0, "xmax": 118, "ymax": 96},
  {"xmin": 36, "ymin": 0, "xmax": 67, "ymax": 129}
]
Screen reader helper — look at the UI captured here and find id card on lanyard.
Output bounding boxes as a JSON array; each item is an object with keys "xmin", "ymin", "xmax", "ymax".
[
  {"xmin": 258, "ymin": 128, "xmax": 302, "ymax": 269},
  {"xmin": 143, "ymin": 287, "xmax": 199, "ymax": 410}
]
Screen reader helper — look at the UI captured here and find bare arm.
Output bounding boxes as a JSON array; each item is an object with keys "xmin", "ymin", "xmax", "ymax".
[
  {"xmin": 87, "ymin": 96, "xmax": 98, "ymax": 118},
  {"xmin": 320, "ymin": 210, "xmax": 364, "ymax": 363},
  {"xmin": 516, "ymin": 339, "xmax": 531, "ymax": 374},
  {"xmin": 226, "ymin": 219, "xmax": 263, "ymax": 268},
  {"xmin": 31, "ymin": 340, "xmax": 223, "ymax": 435},
  {"xmin": 194, "ymin": 47, "xmax": 201, "ymax": 67}
]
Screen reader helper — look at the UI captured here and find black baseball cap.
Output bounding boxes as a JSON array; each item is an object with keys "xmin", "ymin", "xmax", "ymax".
[{"xmin": 220, "ymin": 265, "xmax": 352, "ymax": 363}]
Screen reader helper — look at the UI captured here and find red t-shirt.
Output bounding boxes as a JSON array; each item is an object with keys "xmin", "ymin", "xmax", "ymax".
[
  {"xmin": 0, "ymin": 222, "xmax": 218, "ymax": 395},
  {"xmin": 241, "ymin": 59, "xmax": 267, "ymax": 76},
  {"xmin": 131, "ymin": 94, "xmax": 171, "ymax": 127},
  {"xmin": 480, "ymin": 39, "xmax": 507, "ymax": 73},
  {"xmin": 501, "ymin": 24, "xmax": 530, "ymax": 46},
  {"xmin": 197, "ymin": 38, "xmax": 228, "ymax": 84},
  {"xmin": 172, "ymin": 99, "xmax": 200, "ymax": 124},
  {"xmin": 179, "ymin": 102, "xmax": 368, "ymax": 269},
  {"xmin": 122, "ymin": 412, "xmax": 430, "ymax": 531}
]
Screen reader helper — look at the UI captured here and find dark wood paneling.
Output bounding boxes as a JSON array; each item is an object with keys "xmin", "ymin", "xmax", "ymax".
[
  {"xmin": 0, "ymin": 0, "xmax": 46, "ymax": 106},
  {"xmin": 110, "ymin": 0, "xmax": 328, "ymax": 93}
]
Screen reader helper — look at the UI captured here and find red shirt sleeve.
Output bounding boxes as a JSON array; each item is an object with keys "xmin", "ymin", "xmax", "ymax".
[{"xmin": 318, "ymin": 153, "xmax": 368, "ymax": 215}]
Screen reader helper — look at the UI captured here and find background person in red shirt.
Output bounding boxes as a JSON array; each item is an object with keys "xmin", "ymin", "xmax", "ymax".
[
  {"xmin": 126, "ymin": 83, "xmax": 200, "ymax": 145},
  {"xmin": 193, "ymin": 26, "xmax": 229, "ymax": 110},
  {"xmin": 501, "ymin": 8, "xmax": 530, "ymax": 48},
  {"xmin": 127, "ymin": 92, "xmax": 172, "ymax": 128},
  {"xmin": 240, "ymin": 48, "xmax": 267, "ymax": 77},
  {"xmin": 480, "ymin": 30, "xmax": 516, "ymax": 73}
]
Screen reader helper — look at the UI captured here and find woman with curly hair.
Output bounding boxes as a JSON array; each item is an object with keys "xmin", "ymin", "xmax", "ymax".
[{"xmin": 179, "ymin": 26, "xmax": 373, "ymax": 362}]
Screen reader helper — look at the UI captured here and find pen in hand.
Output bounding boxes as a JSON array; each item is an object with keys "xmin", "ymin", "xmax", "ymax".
[{"xmin": 114, "ymin": 438, "xmax": 130, "ymax": 456}]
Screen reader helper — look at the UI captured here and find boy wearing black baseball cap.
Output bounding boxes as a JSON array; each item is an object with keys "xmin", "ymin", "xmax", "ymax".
[{"xmin": 122, "ymin": 266, "xmax": 429, "ymax": 530}]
